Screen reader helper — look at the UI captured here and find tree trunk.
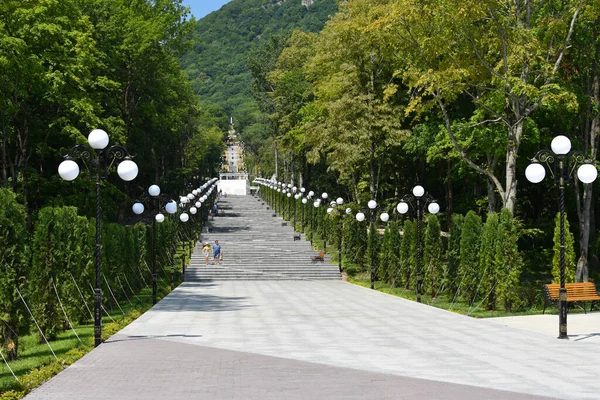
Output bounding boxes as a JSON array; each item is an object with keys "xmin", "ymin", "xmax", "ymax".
[
  {"xmin": 1, "ymin": 116, "xmax": 7, "ymax": 188},
  {"xmin": 503, "ymin": 122, "xmax": 522, "ymax": 213},
  {"xmin": 274, "ymin": 147, "xmax": 278, "ymax": 180},
  {"xmin": 577, "ymin": 29, "xmax": 600, "ymax": 282}
]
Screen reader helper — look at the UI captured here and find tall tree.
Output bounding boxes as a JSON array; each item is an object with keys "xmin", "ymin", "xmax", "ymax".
[
  {"xmin": 381, "ymin": 0, "xmax": 584, "ymax": 212},
  {"xmin": 304, "ymin": 0, "xmax": 407, "ymax": 201}
]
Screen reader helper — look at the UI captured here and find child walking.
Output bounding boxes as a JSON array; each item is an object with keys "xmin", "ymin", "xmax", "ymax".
[{"xmin": 202, "ymin": 242, "xmax": 211, "ymax": 265}]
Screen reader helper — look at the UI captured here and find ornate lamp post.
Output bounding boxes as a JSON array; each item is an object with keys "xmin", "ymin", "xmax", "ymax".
[
  {"xmin": 307, "ymin": 191, "xmax": 315, "ymax": 242},
  {"xmin": 287, "ymin": 191, "xmax": 292, "ymax": 221},
  {"xmin": 300, "ymin": 188, "xmax": 307, "ymax": 233},
  {"xmin": 132, "ymin": 185, "xmax": 176, "ymax": 305},
  {"xmin": 525, "ymin": 135, "xmax": 598, "ymax": 339},
  {"xmin": 292, "ymin": 186, "xmax": 298, "ymax": 228},
  {"xmin": 58, "ymin": 129, "xmax": 139, "ymax": 347},
  {"xmin": 356, "ymin": 200, "xmax": 387, "ymax": 289},
  {"xmin": 313, "ymin": 192, "xmax": 329, "ymax": 250},
  {"xmin": 327, "ymin": 197, "xmax": 346, "ymax": 272},
  {"xmin": 397, "ymin": 185, "xmax": 440, "ymax": 303}
]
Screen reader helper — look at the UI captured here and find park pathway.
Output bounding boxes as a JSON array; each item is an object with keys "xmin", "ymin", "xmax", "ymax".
[{"xmin": 25, "ymin": 195, "xmax": 600, "ymax": 400}]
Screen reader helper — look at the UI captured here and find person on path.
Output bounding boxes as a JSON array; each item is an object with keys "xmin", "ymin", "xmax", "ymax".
[
  {"xmin": 202, "ymin": 242, "xmax": 211, "ymax": 265},
  {"xmin": 213, "ymin": 240, "xmax": 222, "ymax": 264}
]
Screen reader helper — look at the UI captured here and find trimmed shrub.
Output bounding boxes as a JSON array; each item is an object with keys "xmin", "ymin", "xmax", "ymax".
[
  {"xmin": 552, "ymin": 213, "xmax": 576, "ymax": 284},
  {"xmin": 446, "ymin": 214, "xmax": 464, "ymax": 295},
  {"xmin": 459, "ymin": 211, "xmax": 482, "ymax": 304},
  {"xmin": 399, "ymin": 219, "xmax": 415, "ymax": 289},
  {"xmin": 479, "ymin": 213, "xmax": 499, "ymax": 310},
  {"xmin": 495, "ymin": 209, "xmax": 523, "ymax": 312},
  {"xmin": 423, "ymin": 214, "xmax": 443, "ymax": 296},
  {"xmin": 0, "ymin": 189, "xmax": 29, "ymax": 360}
]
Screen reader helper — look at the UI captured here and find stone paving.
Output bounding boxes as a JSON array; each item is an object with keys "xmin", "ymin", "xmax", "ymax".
[{"xmin": 24, "ymin": 195, "xmax": 600, "ymax": 400}]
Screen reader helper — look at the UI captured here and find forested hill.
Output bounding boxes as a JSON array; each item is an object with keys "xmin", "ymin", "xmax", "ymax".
[{"xmin": 180, "ymin": 0, "xmax": 337, "ymax": 121}]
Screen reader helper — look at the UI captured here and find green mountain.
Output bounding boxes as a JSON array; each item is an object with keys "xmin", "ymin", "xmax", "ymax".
[{"xmin": 181, "ymin": 0, "xmax": 337, "ymax": 125}]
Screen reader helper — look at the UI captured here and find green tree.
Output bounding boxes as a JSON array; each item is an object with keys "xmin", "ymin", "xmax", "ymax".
[
  {"xmin": 446, "ymin": 214, "xmax": 464, "ymax": 296},
  {"xmin": 0, "ymin": 189, "xmax": 28, "ymax": 359},
  {"xmin": 479, "ymin": 213, "xmax": 499, "ymax": 310},
  {"xmin": 552, "ymin": 213, "xmax": 576, "ymax": 284},
  {"xmin": 382, "ymin": 0, "xmax": 584, "ymax": 212},
  {"xmin": 495, "ymin": 209, "xmax": 523, "ymax": 312},
  {"xmin": 399, "ymin": 219, "xmax": 414, "ymax": 289},
  {"xmin": 304, "ymin": 0, "xmax": 407, "ymax": 200},
  {"xmin": 423, "ymin": 215, "xmax": 443, "ymax": 296},
  {"xmin": 459, "ymin": 211, "xmax": 482, "ymax": 304}
]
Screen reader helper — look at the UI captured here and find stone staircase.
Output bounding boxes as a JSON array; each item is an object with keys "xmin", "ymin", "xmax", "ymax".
[{"xmin": 185, "ymin": 195, "xmax": 341, "ymax": 281}]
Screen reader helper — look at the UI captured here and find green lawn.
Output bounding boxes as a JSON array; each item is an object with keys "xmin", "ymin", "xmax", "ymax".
[{"xmin": 0, "ymin": 258, "xmax": 185, "ymax": 397}]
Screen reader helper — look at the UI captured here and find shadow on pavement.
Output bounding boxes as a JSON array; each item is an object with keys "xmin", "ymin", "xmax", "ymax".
[
  {"xmin": 156, "ymin": 291, "xmax": 252, "ymax": 313},
  {"xmin": 105, "ymin": 334, "xmax": 204, "ymax": 344}
]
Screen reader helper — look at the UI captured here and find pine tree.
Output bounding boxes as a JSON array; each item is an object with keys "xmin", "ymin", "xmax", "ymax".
[
  {"xmin": 379, "ymin": 224, "xmax": 392, "ymax": 282},
  {"xmin": 495, "ymin": 209, "xmax": 523, "ymax": 312},
  {"xmin": 446, "ymin": 214, "xmax": 464, "ymax": 295},
  {"xmin": 399, "ymin": 219, "xmax": 414, "ymax": 289},
  {"xmin": 0, "ymin": 189, "xmax": 29, "ymax": 359},
  {"xmin": 459, "ymin": 211, "xmax": 482, "ymax": 304},
  {"xmin": 423, "ymin": 214, "xmax": 443, "ymax": 296},
  {"xmin": 388, "ymin": 220, "xmax": 402, "ymax": 287},
  {"xmin": 479, "ymin": 213, "xmax": 499, "ymax": 310},
  {"xmin": 552, "ymin": 213, "xmax": 576, "ymax": 284}
]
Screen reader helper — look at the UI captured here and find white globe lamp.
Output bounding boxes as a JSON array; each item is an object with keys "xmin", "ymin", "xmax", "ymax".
[
  {"xmin": 88, "ymin": 129, "xmax": 109, "ymax": 150},
  {"xmin": 132, "ymin": 202, "xmax": 144, "ymax": 215},
  {"xmin": 58, "ymin": 159, "xmax": 80, "ymax": 181},
  {"xmin": 413, "ymin": 185, "xmax": 425, "ymax": 198},
  {"xmin": 551, "ymin": 135, "xmax": 571, "ymax": 155},
  {"xmin": 525, "ymin": 163, "xmax": 546, "ymax": 184},
  {"xmin": 397, "ymin": 202, "xmax": 409, "ymax": 214},
  {"xmin": 148, "ymin": 185, "xmax": 160, "ymax": 197}
]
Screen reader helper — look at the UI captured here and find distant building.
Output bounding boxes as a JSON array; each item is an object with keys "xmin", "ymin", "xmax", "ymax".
[
  {"xmin": 219, "ymin": 117, "xmax": 248, "ymax": 195},
  {"xmin": 222, "ymin": 117, "xmax": 245, "ymax": 174}
]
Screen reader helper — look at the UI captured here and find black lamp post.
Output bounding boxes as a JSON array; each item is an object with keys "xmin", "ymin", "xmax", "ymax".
[
  {"xmin": 287, "ymin": 189, "xmax": 292, "ymax": 221},
  {"xmin": 58, "ymin": 129, "xmax": 139, "ymax": 347},
  {"xmin": 525, "ymin": 135, "xmax": 598, "ymax": 339},
  {"xmin": 397, "ymin": 185, "xmax": 440, "ymax": 303},
  {"xmin": 292, "ymin": 186, "xmax": 299, "ymax": 228},
  {"xmin": 327, "ymin": 197, "xmax": 348, "ymax": 273},
  {"xmin": 132, "ymin": 185, "xmax": 176, "ymax": 305},
  {"xmin": 313, "ymin": 192, "xmax": 329, "ymax": 251},
  {"xmin": 356, "ymin": 200, "xmax": 387, "ymax": 290}
]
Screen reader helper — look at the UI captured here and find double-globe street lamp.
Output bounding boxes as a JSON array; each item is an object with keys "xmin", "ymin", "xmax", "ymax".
[
  {"xmin": 327, "ymin": 197, "xmax": 347, "ymax": 273},
  {"xmin": 58, "ymin": 129, "xmax": 139, "ymax": 347},
  {"xmin": 525, "ymin": 135, "xmax": 598, "ymax": 339},
  {"xmin": 313, "ymin": 192, "xmax": 329, "ymax": 251},
  {"xmin": 356, "ymin": 200, "xmax": 388, "ymax": 290},
  {"xmin": 397, "ymin": 185, "xmax": 440, "ymax": 303},
  {"xmin": 132, "ymin": 185, "xmax": 177, "ymax": 305}
]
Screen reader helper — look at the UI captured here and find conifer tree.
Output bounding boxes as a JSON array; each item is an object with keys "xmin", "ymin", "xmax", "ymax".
[
  {"xmin": 479, "ymin": 213, "xmax": 499, "ymax": 310},
  {"xmin": 446, "ymin": 214, "xmax": 464, "ymax": 295},
  {"xmin": 399, "ymin": 219, "xmax": 414, "ymax": 289},
  {"xmin": 0, "ymin": 189, "xmax": 28, "ymax": 359},
  {"xmin": 495, "ymin": 209, "xmax": 523, "ymax": 312},
  {"xmin": 423, "ymin": 214, "xmax": 443, "ymax": 296},
  {"xmin": 388, "ymin": 220, "xmax": 402, "ymax": 287},
  {"xmin": 552, "ymin": 213, "xmax": 576, "ymax": 284},
  {"xmin": 379, "ymin": 224, "xmax": 392, "ymax": 282},
  {"xmin": 459, "ymin": 211, "xmax": 482, "ymax": 304}
]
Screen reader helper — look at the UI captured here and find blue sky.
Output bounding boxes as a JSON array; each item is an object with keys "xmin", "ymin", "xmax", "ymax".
[{"xmin": 182, "ymin": 0, "xmax": 232, "ymax": 19}]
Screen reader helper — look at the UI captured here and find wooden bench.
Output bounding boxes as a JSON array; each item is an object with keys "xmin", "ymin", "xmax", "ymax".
[
  {"xmin": 543, "ymin": 282, "xmax": 600, "ymax": 314},
  {"xmin": 293, "ymin": 234, "xmax": 301, "ymax": 241},
  {"xmin": 311, "ymin": 250, "xmax": 325, "ymax": 263}
]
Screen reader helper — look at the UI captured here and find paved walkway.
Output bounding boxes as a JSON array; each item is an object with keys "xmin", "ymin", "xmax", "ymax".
[{"xmin": 24, "ymin": 195, "xmax": 600, "ymax": 400}]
